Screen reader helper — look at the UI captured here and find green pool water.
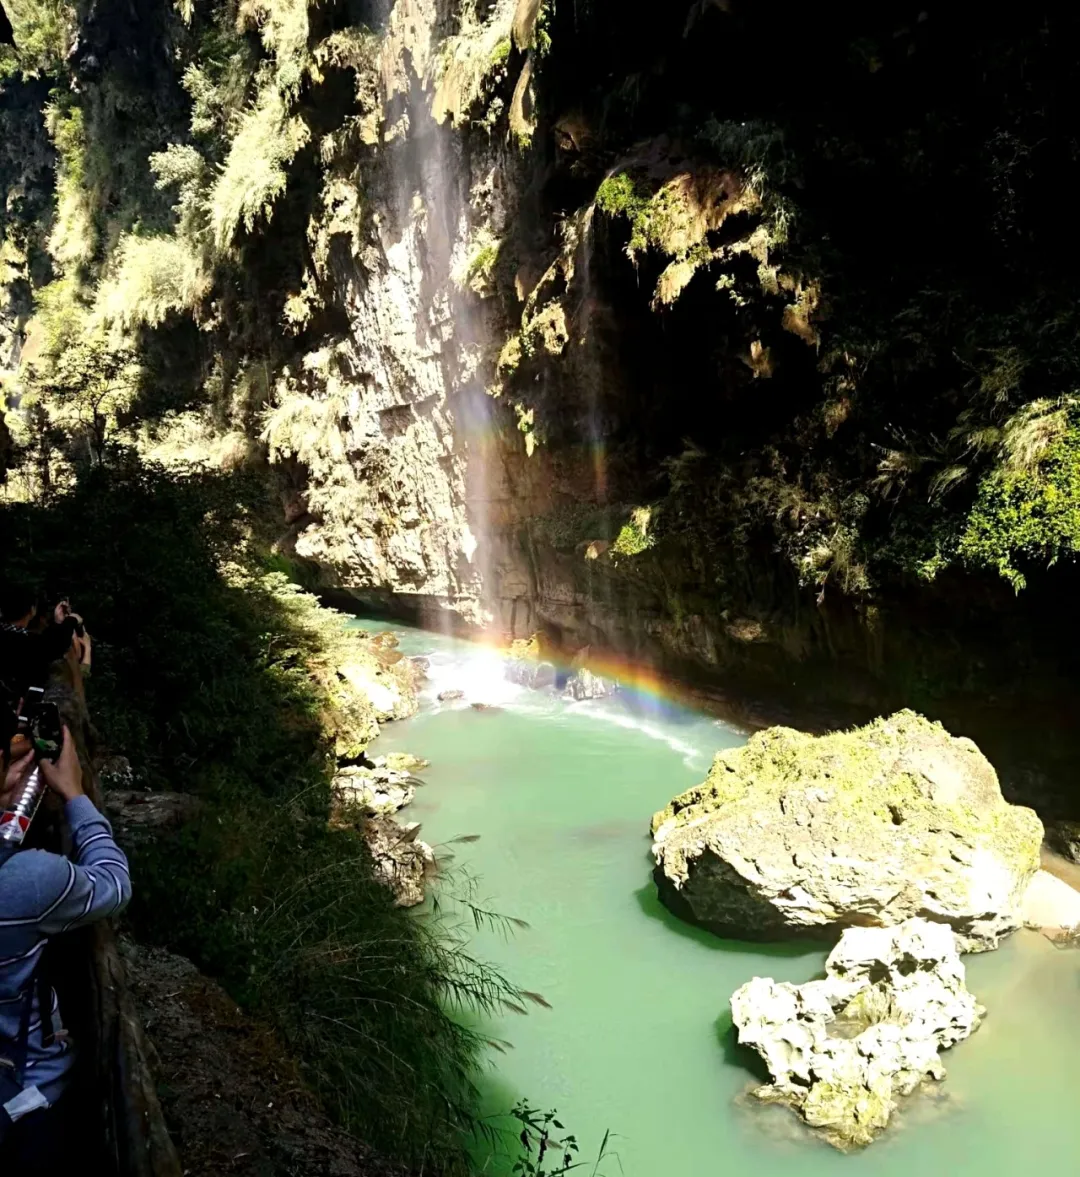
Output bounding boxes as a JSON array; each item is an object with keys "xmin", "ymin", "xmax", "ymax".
[{"xmin": 360, "ymin": 621, "xmax": 1080, "ymax": 1176}]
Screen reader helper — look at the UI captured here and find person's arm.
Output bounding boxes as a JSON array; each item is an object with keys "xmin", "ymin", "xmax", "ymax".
[
  {"xmin": 35, "ymin": 616, "xmax": 78, "ymax": 663},
  {"xmin": 34, "ymin": 727, "xmax": 131, "ymax": 934}
]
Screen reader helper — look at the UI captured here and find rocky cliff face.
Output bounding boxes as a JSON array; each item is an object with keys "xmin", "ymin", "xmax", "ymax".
[
  {"xmin": 6, "ymin": 2, "xmax": 1080, "ymax": 791},
  {"xmin": 260, "ymin": 0, "xmax": 529, "ymax": 630},
  {"xmin": 252, "ymin": 0, "xmax": 1080, "ymax": 752}
]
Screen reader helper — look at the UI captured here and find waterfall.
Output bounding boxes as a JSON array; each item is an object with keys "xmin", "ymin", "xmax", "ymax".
[
  {"xmin": 577, "ymin": 204, "xmax": 609, "ymax": 506},
  {"xmin": 369, "ymin": 0, "xmax": 506, "ymax": 636}
]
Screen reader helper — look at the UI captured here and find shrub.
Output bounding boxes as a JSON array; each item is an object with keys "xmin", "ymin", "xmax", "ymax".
[
  {"xmin": 208, "ymin": 87, "xmax": 310, "ymax": 251},
  {"xmin": 611, "ymin": 505, "xmax": 655, "ymax": 558},
  {"xmin": 954, "ymin": 420, "xmax": 1080, "ymax": 590},
  {"xmin": 95, "ymin": 233, "xmax": 210, "ymax": 330},
  {"xmin": 0, "ymin": 464, "xmax": 526, "ymax": 1172},
  {"xmin": 1, "ymin": 0, "xmax": 75, "ymax": 79}
]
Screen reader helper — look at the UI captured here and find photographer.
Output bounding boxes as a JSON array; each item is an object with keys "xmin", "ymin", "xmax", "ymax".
[
  {"xmin": 0, "ymin": 585, "xmax": 88, "ymax": 701},
  {"xmin": 0, "ymin": 727, "xmax": 131, "ymax": 1173}
]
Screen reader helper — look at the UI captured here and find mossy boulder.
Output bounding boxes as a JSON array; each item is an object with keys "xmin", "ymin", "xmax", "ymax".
[{"xmin": 651, "ymin": 710, "xmax": 1042, "ymax": 951}]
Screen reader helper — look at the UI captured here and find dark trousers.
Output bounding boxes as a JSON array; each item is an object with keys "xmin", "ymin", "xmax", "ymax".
[{"xmin": 5, "ymin": 1094, "xmax": 73, "ymax": 1175}]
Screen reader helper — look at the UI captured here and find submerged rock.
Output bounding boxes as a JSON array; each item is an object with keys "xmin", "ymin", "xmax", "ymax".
[
  {"xmin": 651, "ymin": 710, "xmax": 1042, "ymax": 951},
  {"xmin": 380, "ymin": 751, "xmax": 429, "ymax": 773},
  {"xmin": 437, "ymin": 688, "xmax": 466, "ymax": 702},
  {"xmin": 505, "ymin": 658, "xmax": 557, "ymax": 690},
  {"xmin": 731, "ymin": 918, "xmax": 982, "ymax": 1150},
  {"xmin": 563, "ymin": 668, "xmax": 616, "ymax": 701}
]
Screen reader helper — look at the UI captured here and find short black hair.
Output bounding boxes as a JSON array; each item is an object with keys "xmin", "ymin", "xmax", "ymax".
[{"xmin": 0, "ymin": 581, "xmax": 38, "ymax": 623}]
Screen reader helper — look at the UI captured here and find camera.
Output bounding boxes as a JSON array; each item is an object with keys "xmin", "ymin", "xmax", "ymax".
[
  {"xmin": 2, "ymin": 687, "xmax": 63, "ymax": 763},
  {"xmin": 52, "ymin": 596, "xmax": 85, "ymax": 639}
]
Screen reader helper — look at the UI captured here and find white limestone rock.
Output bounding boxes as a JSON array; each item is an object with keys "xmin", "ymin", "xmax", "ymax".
[
  {"xmin": 730, "ymin": 918, "xmax": 983, "ymax": 1150},
  {"xmin": 335, "ymin": 764, "xmax": 415, "ymax": 816}
]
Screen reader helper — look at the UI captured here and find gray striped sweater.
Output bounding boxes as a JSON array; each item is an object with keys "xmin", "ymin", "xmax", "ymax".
[{"xmin": 0, "ymin": 795, "xmax": 131, "ymax": 1102}]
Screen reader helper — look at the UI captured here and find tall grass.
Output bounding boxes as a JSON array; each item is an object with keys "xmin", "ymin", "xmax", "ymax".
[{"xmin": 0, "ymin": 459, "xmax": 524, "ymax": 1172}]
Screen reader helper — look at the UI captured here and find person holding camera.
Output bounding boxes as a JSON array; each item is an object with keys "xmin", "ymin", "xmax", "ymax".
[
  {"xmin": 0, "ymin": 586, "xmax": 89, "ymax": 697},
  {"xmin": 0, "ymin": 726, "xmax": 131, "ymax": 1172}
]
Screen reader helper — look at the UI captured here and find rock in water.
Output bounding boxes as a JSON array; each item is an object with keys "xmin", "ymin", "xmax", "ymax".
[
  {"xmin": 505, "ymin": 659, "xmax": 557, "ymax": 690},
  {"xmin": 731, "ymin": 918, "xmax": 982, "ymax": 1150},
  {"xmin": 1020, "ymin": 869, "xmax": 1080, "ymax": 933},
  {"xmin": 651, "ymin": 710, "xmax": 1042, "ymax": 950},
  {"xmin": 563, "ymin": 668, "xmax": 616, "ymax": 700},
  {"xmin": 334, "ymin": 765, "xmax": 415, "ymax": 816},
  {"xmin": 381, "ymin": 752, "xmax": 430, "ymax": 773},
  {"xmin": 362, "ymin": 816, "xmax": 435, "ymax": 908}
]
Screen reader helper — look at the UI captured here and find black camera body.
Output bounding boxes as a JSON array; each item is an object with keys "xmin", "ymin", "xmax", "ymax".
[{"xmin": 2, "ymin": 687, "xmax": 63, "ymax": 763}]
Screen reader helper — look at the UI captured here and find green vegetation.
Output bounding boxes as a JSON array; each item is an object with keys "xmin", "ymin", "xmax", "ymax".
[
  {"xmin": 952, "ymin": 418, "xmax": 1080, "ymax": 591},
  {"xmin": 0, "ymin": 0, "xmax": 75, "ymax": 80},
  {"xmin": 490, "ymin": 37, "xmax": 512, "ymax": 66},
  {"xmin": 594, "ymin": 172, "xmax": 651, "ymax": 253},
  {"xmin": 0, "ymin": 463, "xmax": 529, "ymax": 1172},
  {"xmin": 208, "ymin": 87, "xmax": 310, "ymax": 250},
  {"xmin": 456, "ymin": 231, "xmax": 501, "ymax": 297},
  {"xmin": 509, "ymin": 1103, "xmax": 614, "ymax": 1176},
  {"xmin": 611, "ymin": 506, "xmax": 655, "ymax": 559}
]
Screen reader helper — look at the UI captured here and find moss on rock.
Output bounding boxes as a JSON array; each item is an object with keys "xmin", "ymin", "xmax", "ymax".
[{"xmin": 652, "ymin": 710, "xmax": 1043, "ymax": 950}]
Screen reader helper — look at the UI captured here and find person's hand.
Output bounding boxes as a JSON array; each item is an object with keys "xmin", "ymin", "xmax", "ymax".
[
  {"xmin": 39, "ymin": 726, "xmax": 83, "ymax": 802},
  {"xmin": 1, "ymin": 747, "xmax": 34, "ymax": 810}
]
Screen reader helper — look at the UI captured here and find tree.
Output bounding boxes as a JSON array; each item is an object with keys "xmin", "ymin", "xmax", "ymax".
[{"xmin": 23, "ymin": 336, "xmax": 141, "ymax": 471}]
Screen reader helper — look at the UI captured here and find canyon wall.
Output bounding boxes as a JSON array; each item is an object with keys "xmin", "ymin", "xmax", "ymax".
[{"xmin": 4, "ymin": 1, "xmax": 1080, "ymax": 780}]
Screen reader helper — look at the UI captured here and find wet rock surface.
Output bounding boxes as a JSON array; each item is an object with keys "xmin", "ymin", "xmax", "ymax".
[
  {"xmin": 1045, "ymin": 819, "xmax": 1080, "ymax": 864},
  {"xmin": 1020, "ymin": 869, "xmax": 1080, "ymax": 933},
  {"xmin": 731, "ymin": 918, "xmax": 982, "ymax": 1150},
  {"xmin": 505, "ymin": 658, "xmax": 557, "ymax": 690},
  {"xmin": 652, "ymin": 710, "xmax": 1043, "ymax": 951},
  {"xmin": 563, "ymin": 667, "xmax": 616, "ymax": 700}
]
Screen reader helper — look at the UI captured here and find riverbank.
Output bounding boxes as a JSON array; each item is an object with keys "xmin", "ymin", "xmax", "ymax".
[{"xmin": 0, "ymin": 467, "xmax": 520, "ymax": 1176}]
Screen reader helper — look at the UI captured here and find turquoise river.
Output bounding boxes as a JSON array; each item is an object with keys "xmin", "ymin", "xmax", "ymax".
[{"xmin": 357, "ymin": 620, "xmax": 1080, "ymax": 1177}]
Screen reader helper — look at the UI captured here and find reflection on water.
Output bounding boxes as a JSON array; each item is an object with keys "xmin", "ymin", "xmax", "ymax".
[{"xmin": 356, "ymin": 620, "xmax": 1080, "ymax": 1176}]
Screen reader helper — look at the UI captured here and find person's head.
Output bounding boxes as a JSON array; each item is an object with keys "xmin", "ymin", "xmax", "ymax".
[{"xmin": 0, "ymin": 581, "xmax": 37, "ymax": 627}]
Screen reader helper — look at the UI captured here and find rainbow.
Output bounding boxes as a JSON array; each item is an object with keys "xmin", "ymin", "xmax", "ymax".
[{"xmin": 455, "ymin": 627, "xmax": 757, "ymax": 730}]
